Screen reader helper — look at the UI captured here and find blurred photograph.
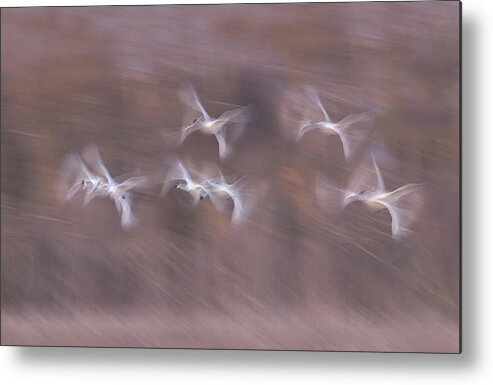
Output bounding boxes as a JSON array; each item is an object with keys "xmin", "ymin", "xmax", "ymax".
[{"xmin": 0, "ymin": 1, "xmax": 460, "ymax": 352}]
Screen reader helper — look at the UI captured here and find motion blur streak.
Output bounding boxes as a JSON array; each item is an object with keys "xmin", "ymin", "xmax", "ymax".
[{"xmin": 0, "ymin": 2, "xmax": 460, "ymax": 352}]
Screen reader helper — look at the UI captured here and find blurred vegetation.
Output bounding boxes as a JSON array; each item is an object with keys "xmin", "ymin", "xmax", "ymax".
[{"xmin": 1, "ymin": 3, "xmax": 459, "ymax": 350}]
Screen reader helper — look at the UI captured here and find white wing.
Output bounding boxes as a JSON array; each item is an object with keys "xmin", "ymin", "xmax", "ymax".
[
  {"xmin": 382, "ymin": 183, "xmax": 423, "ymax": 203},
  {"xmin": 277, "ymin": 86, "xmax": 324, "ymax": 141},
  {"xmin": 306, "ymin": 86, "xmax": 331, "ymax": 122},
  {"xmin": 215, "ymin": 131, "xmax": 229, "ymax": 159},
  {"xmin": 333, "ymin": 112, "xmax": 373, "ymax": 160},
  {"xmin": 77, "ymin": 156, "xmax": 100, "ymax": 184},
  {"xmin": 179, "ymin": 122, "xmax": 201, "ymax": 144},
  {"xmin": 120, "ymin": 194, "xmax": 137, "ymax": 230},
  {"xmin": 59, "ymin": 152, "xmax": 97, "ymax": 201},
  {"xmin": 296, "ymin": 122, "xmax": 322, "ymax": 141},
  {"xmin": 158, "ymin": 158, "xmax": 195, "ymax": 197},
  {"xmin": 176, "ymin": 160, "xmax": 193, "ymax": 184},
  {"xmin": 208, "ymin": 188, "xmax": 233, "ymax": 214},
  {"xmin": 335, "ymin": 112, "xmax": 372, "ymax": 130},
  {"xmin": 82, "ymin": 144, "xmax": 114, "ymax": 185},
  {"xmin": 216, "ymin": 105, "xmax": 251, "ymax": 124},
  {"xmin": 115, "ymin": 175, "xmax": 149, "ymax": 194},
  {"xmin": 346, "ymin": 158, "xmax": 379, "ymax": 197},
  {"xmin": 371, "ymin": 151, "xmax": 386, "ymax": 191},
  {"xmin": 59, "ymin": 153, "xmax": 81, "ymax": 198},
  {"xmin": 65, "ymin": 182, "xmax": 83, "ymax": 201},
  {"xmin": 332, "ymin": 127, "xmax": 352, "ymax": 161},
  {"xmin": 380, "ymin": 202, "xmax": 401, "ymax": 239},
  {"xmin": 231, "ymin": 184, "xmax": 260, "ymax": 226},
  {"xmin": 380, "ymin": 184, "xmax": 424, "ymax": 239},
  {"xmin": 230, "ymin": 195, "xmax": 245, "ymax": 225},
  {"xmin": 180, "ymin": 83, "xmax": 210, "ymax": 120},
  {"xmin": 207, "ymin": 177, "xmax": 254, "ymax": 225}
]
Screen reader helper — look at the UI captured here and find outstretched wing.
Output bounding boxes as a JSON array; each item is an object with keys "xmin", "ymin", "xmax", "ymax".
[
  {"xmin": 158, "ymin": 158, "xmax": 194, "ymax": 197},
  {"xmin": 82, "ymin": 144, "xmax": 114, "ymax": 185},
  {"xmin": 230, "ymin": 179, "xmax": 260, "ymax": 226},
  {"xmin": 179, "ymin": 83, "xmax": 210, "ymax": 120},
  {"xmin": 371, "ymin": 151, "xmax": 386, "ymax": 191},
  {"xmin": 296, "ymin": 122, "xmax": 322, "ymax": 141},
  {"xmin": 277, "ymin": 86, "xmax": 325, "ymax": 141},
  {"xmin": 59, "ymin": 152, "xmax": 82, "ymax": 200},
  {"xmin": 59, "ymin": 152, "xmax": 98, "ymax": 201},
  {"xmin": 380, "ymin": 184, "xmax": 424, "ymax": 239},
  {"xmin": 383, "ymin": 183, "xmax": 424, "ymax": 203},
  {"xmin": 346, "ymin": 158, "xmax": 379, "ymax": 197},
  {"xmin": 207, "ymin": 188, "xmax": 233, "ymax": 215},
  {"xmin": 332, "ymin": 112, "xmax": 374, "ymax": 160},
  {"xmin": 335, "ymin": 112, "xmax": 372, "ymax": 131},
  {"xmin": 207, "ymin": 176, "xmax": 254, "ymax": 225},
  {"xmin": 176, "ymin": 160, "xmax": 193, "ymax": 184},
  {"xmin": 116, "ymin": 175, "xmax": 149, "ymax": 194},
  {"xmin": 66, "ymin": 181, "xmax": 85, "ymax": 201},
  {"xmin": 217, "ymin": 105, "xmax": 252, "ymax": 149},
  {"xmin": 306, "ymin": 86, "xmax": 331, "ymax": 122},
  {"xmin": 179, "ymin": 122, "xmax": 202, "ymax": 144},
  {"xmin": 214, "ymin": 131, "xmax": 229, "ymax": 159},
  {"xmin": 216, "ymin": 105, "xmax": 252, "ymax": 124},
  {"xmin": 120, "ymin": 193, "xmax": 137, "ymax": 230}
]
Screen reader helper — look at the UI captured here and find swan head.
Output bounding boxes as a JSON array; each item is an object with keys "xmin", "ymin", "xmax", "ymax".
[
  {"xmin": 343, "ymin": 190, "xmax": 368, "ymax": 208},
  {"xmin": 192, "ymin": 116, "xmax": 205, "ymax": 124},
  {"xmin": 199, "ymin": 189, "xmax": 208, "ymax": 200}
]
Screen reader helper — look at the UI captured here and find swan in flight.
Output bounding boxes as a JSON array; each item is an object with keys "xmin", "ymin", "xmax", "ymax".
[
  {"xmin": 61, "ymin": 153, "xmax": 105, "ymax": 206},
  {"xmin": 63, "ymin": 145, "xmax": 148, "ymax": 229},
  {"xmin": 344, "ymin": 153, "xmax": 423, "ymax": 239},
  {"xmin": 296, "ymin": 87, "xmax": 372, "ymax": 160},
  {"xmin": 204, "ymin": 171, "xmax": 251, "ymax": 226},
  {"xmin": 158, "ymin": 157, "xmax": 209, "ymax": 206},
  {"xmin": 317, "ymin": 151, "xmax": 423, "ymax": 239},
  {"xmin": 84, "ymin": 145, "xmax": 148, "ymax": 229},
  {"xmin": 178, "ymin": 84, "xmax": 252, "ymax": 159}
]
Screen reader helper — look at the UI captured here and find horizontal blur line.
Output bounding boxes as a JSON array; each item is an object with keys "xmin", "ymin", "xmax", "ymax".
[
  {"xmin": 1, "ymin": 205, "xmax": 19, "ymax": 211},
  {"xmin": 2, "ymin": 230, "xmax": 37, "ymax": 237},
  {"xmin": 346, "ymin": 239, "xmax": 386, "ymax": 264},
  {"xmin": 207, "ymin": 100, "xmax": 244, "ymax": 108},
  {"xmin": 2, "ymin": 229, "xmax": 97, "ymax": 240},
  {"xmin": 24, "ymin": 214, "xmax": 72, "ymax": 224},
  {"xmin": 2, "ymin": 129, "xmax": 46, "ymax": 138},
  {"xmin": 59, "ymin": 231, "xmax": 99, "ymax": 240},
  {"xmin": 2, "ymin": 208, "xmax": 73, "ymax": 225}
]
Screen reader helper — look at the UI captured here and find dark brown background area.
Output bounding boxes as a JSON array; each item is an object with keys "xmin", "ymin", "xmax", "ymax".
[{"xmin": 1, "ymin": 2, "xmax": 459, "ymax": 351}]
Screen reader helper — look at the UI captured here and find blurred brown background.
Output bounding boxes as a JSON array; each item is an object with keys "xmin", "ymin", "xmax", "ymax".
[{"xmin": 1, "ymin": 2, "xmax": 460, "ymax": 351}]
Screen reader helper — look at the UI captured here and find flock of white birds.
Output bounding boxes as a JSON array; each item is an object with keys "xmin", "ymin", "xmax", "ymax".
[{"xmin": 59, "ymin": 84, "xmax": 423, "ymax": 239}]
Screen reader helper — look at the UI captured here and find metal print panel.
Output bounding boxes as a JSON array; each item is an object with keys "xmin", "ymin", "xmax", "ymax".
[{"xmin": 0, "ymin": 1, "xmax": 461, "ymax": 352}]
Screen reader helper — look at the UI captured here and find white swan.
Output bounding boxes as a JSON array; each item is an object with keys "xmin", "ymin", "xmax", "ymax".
[
  {"xmin": 342, "ymin": 152, "xmax": 423, "ymax": 239},
  {"xmin": 81, "ymin": 145, "xmax": 148, "ymax": 229},
  {"xmin": 317, "ymin": 151, "xmax": 423, "ymax": 239},
  {"xmin": 158, "ymin": 157, "xmax": 209, "ymax": 206},
  {"xmin": 178, "ymin": 84, "xmax": 251, "ymax": 159},
  {"xmin": 296, "ymin": 87, "xmax": 372, "ymax": 160},
  {"xmin": 204, "ymin": 171, "xmax": 250, "ymax": 225}
]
